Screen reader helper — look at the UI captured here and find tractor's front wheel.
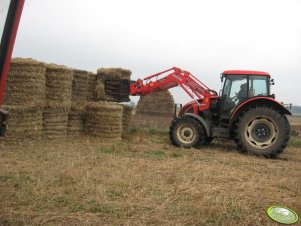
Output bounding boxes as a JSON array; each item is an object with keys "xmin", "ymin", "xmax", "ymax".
[
  {"xmin": 234, "ymin": 107, "xmax": 290, "ymax": 158},
  {"xmin": 169, "ymin": 116, "xmax": 206, "ymax": 148}
]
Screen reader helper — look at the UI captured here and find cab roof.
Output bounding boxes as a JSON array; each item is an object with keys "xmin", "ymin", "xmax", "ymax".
[{"xmin": 222, "ymin": 70, "xmax": 270, "ymax": 76}]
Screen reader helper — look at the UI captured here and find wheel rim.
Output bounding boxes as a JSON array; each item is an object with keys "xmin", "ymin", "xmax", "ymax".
[
  {"xmin": 177, "ymin": 124, "xmax": 196, "ymax": 144},
  {"xmin": 245, "ymin": 117, "xmax": 278, "ymax": 149}
]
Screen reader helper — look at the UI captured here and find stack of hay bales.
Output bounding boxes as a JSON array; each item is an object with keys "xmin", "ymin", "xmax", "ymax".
[
  {"xmin": 67, "ymin": 69, "xmax": 90, "ymax": 135},
  {"xmin": 1, "ymin": 58, "xmax": 46, "ymax": 142},
  {"xmin": 121, "ymin": 105, "xmax": 133, "ymax": 138},
  {"xmin": 95, "ymin": 68, "xmax": 131, "ymax": 102},
  {"xmin": 1, "ymin": 57, "xmax": 133, "ymax": 142},
  {"xmin": 133, "ymin": 90, "xmax": 175, "ymax": 129},
  {"xmin": 85, "ymin": 102, "xmax": 123, "ymax": 140},
  {"xmin": 43, "ymin": 64, "xmax": 73, "ymax": 139}
]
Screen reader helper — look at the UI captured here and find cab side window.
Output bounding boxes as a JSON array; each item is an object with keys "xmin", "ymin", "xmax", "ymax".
[{"xmin": 249, "ymin": 76, "xmax": 268, "ymax": 96}]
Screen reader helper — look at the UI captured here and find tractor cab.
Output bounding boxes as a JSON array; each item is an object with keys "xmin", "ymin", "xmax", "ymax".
[{"xmin": 219, "ymin": 70, "xmax": 271, "ymax": 119}]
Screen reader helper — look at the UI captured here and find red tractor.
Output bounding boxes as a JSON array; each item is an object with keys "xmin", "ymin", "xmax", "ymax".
[{"xmin": 130, "ymin": 67, "xmax": 291, "ymax": 158}]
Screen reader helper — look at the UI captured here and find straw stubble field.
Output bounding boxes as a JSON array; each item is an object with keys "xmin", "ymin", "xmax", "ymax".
[{"xmin": 1, "ymin": 130, "xmax": 300, "ymax": 226}]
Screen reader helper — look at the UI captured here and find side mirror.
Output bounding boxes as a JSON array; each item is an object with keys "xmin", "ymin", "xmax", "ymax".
[
  {"xmin": 270, "ymin": 78, "xmax": 275, "ymax": 85},
  {"xmin": 220, "ymin": 73, "xmax": 224, "ymax": 82}
]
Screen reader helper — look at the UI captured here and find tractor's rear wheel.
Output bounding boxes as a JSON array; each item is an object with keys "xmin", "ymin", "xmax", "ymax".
[
  {"xmin": 234, "ymin": 107, "xmax": 290, "ymax": 158},
  {"xmin": 169, "ymin": 116, "xmax": 206, "ymax": 148}
]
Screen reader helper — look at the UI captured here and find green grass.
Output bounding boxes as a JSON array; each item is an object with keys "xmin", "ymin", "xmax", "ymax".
[
  {"xmin": 145, "ymin": 149, "xmax": 166, "ymax": 159},
  {"xmin": 289, "ymin": 137, "xmax": 301, "ymax": 148}
]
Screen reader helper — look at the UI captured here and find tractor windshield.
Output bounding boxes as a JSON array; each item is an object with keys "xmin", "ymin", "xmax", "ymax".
[{"xmin": 221, "ymin": 75, "xmax": 269, "ymax": 118}]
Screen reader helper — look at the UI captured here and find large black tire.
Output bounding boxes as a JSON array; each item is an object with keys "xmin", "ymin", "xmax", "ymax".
[
  {"xmin": 169, "ymin": 116, "xmax": 206, "ymax": 148},
  {"xmin": 233, "ymin": 107, "xmax": 290, "ymax": 158}
]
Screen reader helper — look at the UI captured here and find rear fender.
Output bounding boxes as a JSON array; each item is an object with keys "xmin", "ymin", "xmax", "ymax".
[
  {"xmin": 229, "ymin": 97, "xmax": 291, "ymax": 125},
  {"xmin": 185, "ymin": 113, "xmax": 210, "ymax": 136}
]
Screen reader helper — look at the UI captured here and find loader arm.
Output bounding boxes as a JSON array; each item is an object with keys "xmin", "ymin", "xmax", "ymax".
[{"xmin": 130, "ymin": 67, "xmax": 218, "ymax": 111}]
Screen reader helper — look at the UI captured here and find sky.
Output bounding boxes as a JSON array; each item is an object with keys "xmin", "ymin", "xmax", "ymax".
[{"xmin": 8, "ymin": 0, "xmax": 301, "ymax": 105}]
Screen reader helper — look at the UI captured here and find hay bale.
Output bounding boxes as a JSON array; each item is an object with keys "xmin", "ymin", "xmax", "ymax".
[
  {"xmin": 0, "ymin": 105, "xmax": 43, "ymax": 143},
  {"xmin": 67, "ymin": 103, "xmax": 85, "ymax": 135},
  {"xmin": 43, "ymin": 64, "xmax": 73, "ymax": 139},
  {"xmin": 86, "ymin": 72, "xmax": 97, "ymax": 101},
  {"xmin": 121, "ymin": 105, "xmax": 133, "ymax": 138},
  {"xmin": 3, "ymin": 58, "xmax": 46, "ymax": 107},
  {"xmin": 95, "ymin": 68, "xmax": 131, "ymax": 102},
  {"xmin": 45, "ymin": 64, "xmax": 73, "ymax": 108},
  {"xmin": 133, "ymin": 90, "xmax": 175, "ymax": 129},
  {"xmin": 136, "ymin": 90, "xmax": 175, "ymax": 117},
  {"xmin": 43, "ymin": 106, "xmax": 69, "ymax": 139},
  {"xmin": 85, "ymin": 102, "xmax": 123, "ymax": 139}
]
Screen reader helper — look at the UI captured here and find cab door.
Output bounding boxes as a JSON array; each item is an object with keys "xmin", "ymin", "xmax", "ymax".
[{"xmin": 220, "ymin": 75, "xmax": 248, "ymax": 120}]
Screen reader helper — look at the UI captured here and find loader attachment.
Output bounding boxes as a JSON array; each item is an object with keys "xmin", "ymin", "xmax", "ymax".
[{"xmin": 105, "ymin": 80, "xmax": 131, "ymax": 102}]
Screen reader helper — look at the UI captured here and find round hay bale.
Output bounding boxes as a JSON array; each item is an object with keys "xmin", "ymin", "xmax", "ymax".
[
  {"xmin": 45, "ymin": 64, "xmax": 73, "ymax": 108},
  {"xmin": 84, "ymin": 102, "xmax": 123, "ymax": 139},
  {"xmin": 121, "ymin": 105, "xmax": 133, "ymax": 138},
  {"xmin": 71, "ymin": 69, "xmax": 90, "ymax": 102},
  {"xmin": 3, "ymin": 58, "xmax": 46, "ymax": 107},
  {"xmin": 67, "ymin": 102, "xmax": 85, "ymax": 135},
  {"xmin": 0, "ymin": 105, "xmax": 43, "ymax": 143},
  {"xmin": 136, "ymin": 90, "xmax": 175, "ymax": 117},
  {"xmin": 133, "ymin": 90, "xmax": 175, "ymax": 129},
  {"xmin": 43, "ymin": 106, "xmax": 69, "ymax": 139}
]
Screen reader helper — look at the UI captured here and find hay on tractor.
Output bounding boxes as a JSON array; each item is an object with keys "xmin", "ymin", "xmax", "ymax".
[{"xmin": 95, "ymin": 68, "xmax": 131, "ymax": 102}]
